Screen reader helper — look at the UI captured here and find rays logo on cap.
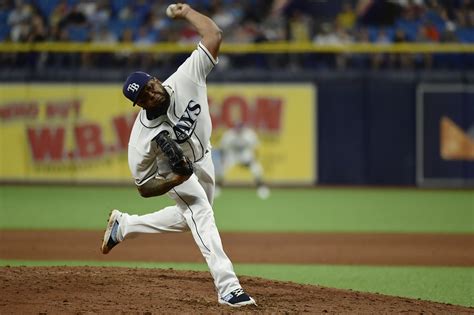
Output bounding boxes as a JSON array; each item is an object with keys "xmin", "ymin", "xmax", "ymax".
[
  {"xmin": 122, "ymin": 71, "xmax": 153, "ymax": 106},
  {"xmin": 127, "ymin": 83, "xmax": 140, "ymax": 92}
]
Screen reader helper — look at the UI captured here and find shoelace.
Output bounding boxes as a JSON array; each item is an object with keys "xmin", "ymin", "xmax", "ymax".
[{"xmin": 232, "ymin": 288, "xmax": 245, "ymax": 297}]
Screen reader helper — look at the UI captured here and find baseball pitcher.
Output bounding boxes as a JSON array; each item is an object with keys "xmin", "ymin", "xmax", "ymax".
[{"xmin": 100, "ymin": 3, "xmax": 256, "ymax": 308}]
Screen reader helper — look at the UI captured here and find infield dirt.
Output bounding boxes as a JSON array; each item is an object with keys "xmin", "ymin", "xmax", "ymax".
[{"xmin": 1, "ymin": 230, "xmax": 473, "ymax": 314}]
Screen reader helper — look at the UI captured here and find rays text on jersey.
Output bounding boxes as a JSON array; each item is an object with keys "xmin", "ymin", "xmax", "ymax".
[{"xmin": 173, "ymin": 100, "xmax": 201, "ymax": 143}]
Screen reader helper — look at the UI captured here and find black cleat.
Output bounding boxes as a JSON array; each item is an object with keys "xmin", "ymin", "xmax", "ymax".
[{"xmin": 218, "ymin": 288, "xmax": 257, "ymax": 307}]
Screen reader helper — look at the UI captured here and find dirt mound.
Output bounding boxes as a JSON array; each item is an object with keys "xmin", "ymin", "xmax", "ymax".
[{"xmin": 1, "ymin": 266, "xmax": 472, "ymax": 314}]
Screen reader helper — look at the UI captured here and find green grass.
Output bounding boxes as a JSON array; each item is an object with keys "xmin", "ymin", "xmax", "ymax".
[
  {"xmin": 0, "ymin": 185, "xmax": 472, "ymax": 232},
  {"xmin": 1, "ymin": 185, "xmax": 473, "ymax": 308},
  {"xmin": 1, "ymin": 259, "xmax": 472, "ymax": 307},
  {"xmin": 236, "ymin": 264, "xmax": 474, "ymax": 308}
]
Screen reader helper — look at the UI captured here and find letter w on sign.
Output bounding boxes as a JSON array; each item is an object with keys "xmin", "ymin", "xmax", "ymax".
[{"xmin": 173, "ymin": 100, "xmax": 201, "ymax": 143}]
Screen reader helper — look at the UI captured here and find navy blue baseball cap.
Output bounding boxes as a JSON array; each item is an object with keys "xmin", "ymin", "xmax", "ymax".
[{"xmin": 122, "ymin": 71, "xmax": 153, "ymax": 106}]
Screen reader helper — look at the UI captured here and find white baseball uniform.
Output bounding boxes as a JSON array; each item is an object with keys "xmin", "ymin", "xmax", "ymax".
[
  {"xmin": 115, "ymin": 42, "xmax": 241, "ymax": 298},
  {"xmin": 219, "ymin": 126, "xmax": 263, "ymax": 179}
]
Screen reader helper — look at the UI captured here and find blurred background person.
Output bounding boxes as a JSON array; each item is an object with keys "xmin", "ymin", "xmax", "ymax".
[{"xmin": 215, "ymin": 122, "xmax": 270, "ymax": 200}]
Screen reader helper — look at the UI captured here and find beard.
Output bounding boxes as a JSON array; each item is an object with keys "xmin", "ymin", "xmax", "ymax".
[{"xmin": 145, "ymin": 90, "xmax": 170, "ymax": 120}]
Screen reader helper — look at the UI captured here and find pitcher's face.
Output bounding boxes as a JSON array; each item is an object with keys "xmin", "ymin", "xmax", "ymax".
[{"xmin": 135, "ymin": 78, "xmax": 170, "ymax": 115}]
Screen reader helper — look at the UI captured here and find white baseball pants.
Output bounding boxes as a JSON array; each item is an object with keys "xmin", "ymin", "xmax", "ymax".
[{"xmin": 116, "ymin": 152, "xmax": 241, "ymax": 298}]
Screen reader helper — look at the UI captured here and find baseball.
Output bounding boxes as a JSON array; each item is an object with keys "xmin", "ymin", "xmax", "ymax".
[{"xmin": 166, "ymin": 4, "xmax": 177, "ymax": 18}]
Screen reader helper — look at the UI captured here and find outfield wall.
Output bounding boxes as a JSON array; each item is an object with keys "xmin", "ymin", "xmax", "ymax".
[
  {"xmin": 0, "ymin": 83, "xmax": 315, "ymax": 185},
  {"xmin": 1, "ymin": 71, "xmax": 473, "ymax": 187},
  {"xmin": 315, "ymin": 73, "xmax": 473, "ymax": 187}
]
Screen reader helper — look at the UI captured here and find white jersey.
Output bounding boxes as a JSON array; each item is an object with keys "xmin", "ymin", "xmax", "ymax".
[
  {"xmin": 220, "ymin": 127, "xmax": 259, "ymax": 164},
  {"xmin": 128, "ymin": 42, "xmax": 217, "ymax": 186}
]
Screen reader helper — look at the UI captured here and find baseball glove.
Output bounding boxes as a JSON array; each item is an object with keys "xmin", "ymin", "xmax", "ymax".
[{"xmin": 154, "ymin": 131, "xmax": 194, "ymax": 176}]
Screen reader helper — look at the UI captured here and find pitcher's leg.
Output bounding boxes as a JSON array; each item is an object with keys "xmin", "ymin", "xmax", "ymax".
[
  {"xmin": 182, "ymin": 198, "xmax": 241, "ymax": 297},
  {"xmin": 195, "ymin": 152, "xmax": 216, "ymax": 205},
  {"xmin": 171, "ymin": 185, "xmax": 241, "ymax": 298},
  {"xmin": 118, "ymin": 206, "xmax": 188, "ymax": 241}
]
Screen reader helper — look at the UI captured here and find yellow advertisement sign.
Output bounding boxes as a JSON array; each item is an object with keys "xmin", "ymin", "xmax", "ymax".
[
  {"xmin": 0, "ymin": 83, "xmax": 315, "ymax": 184},
  {"xmin": 208, "ymin": 84, "xmax": 316, "ymax": 184},
  {"xmin": 0, "ymin": 84, "xmax": 137, "ymax": 182}
]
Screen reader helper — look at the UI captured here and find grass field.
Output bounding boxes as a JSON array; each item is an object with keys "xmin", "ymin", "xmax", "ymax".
[
  {"xmin": 1, "ymin": 185, "xmax": 473, "ymax": 306},
  {"xmin": 1, "ymin": 186, "xmax": 472, "ymax": 232}
]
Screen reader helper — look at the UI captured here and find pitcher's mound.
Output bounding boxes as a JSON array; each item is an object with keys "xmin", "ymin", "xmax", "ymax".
[{"xmin": 0, "ymin": 266, "xmax": 471, "ymax": 314}]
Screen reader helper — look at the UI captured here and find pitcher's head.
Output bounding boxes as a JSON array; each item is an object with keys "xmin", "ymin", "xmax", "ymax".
[{"xmin": 123, "ymin": 71, "xmax": 170, "ymax": 117}]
